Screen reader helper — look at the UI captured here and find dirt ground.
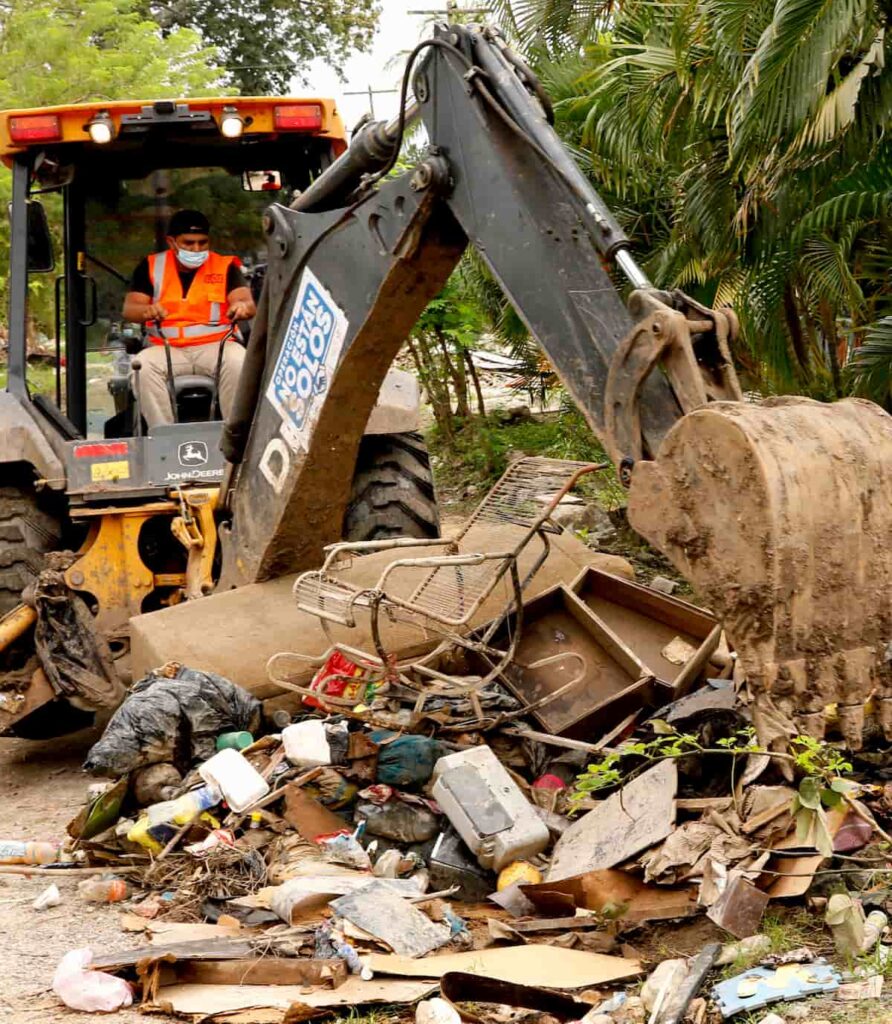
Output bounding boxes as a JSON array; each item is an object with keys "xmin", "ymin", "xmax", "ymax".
[{"xmin": 0, "ymin": 728, "xmax": 150, "ymax": 1024}]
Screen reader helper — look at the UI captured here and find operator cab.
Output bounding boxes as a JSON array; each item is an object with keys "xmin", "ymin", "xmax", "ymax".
[{"xmin": 0, "ymin": 98, "xmax": 345, "ymax": 498}]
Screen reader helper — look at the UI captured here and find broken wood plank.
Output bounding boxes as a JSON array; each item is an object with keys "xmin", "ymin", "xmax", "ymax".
[
  {"xmin": 510, "ymin": 916, "xmax": 605, "ymax": 934},
  {"xmin": 176, "ymin": 957, "xmax": 347, "ymax": 988},
  {"xmin": 91, "ymin": 938, "xmax": 254, "ymax": 972}
]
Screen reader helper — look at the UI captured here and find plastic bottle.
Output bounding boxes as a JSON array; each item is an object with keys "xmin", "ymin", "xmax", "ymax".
[
  {"xmin": 216, "ymin": 731, "xmax": 254, "ymax": 752},
  {"xmin": 77, "ymin": 877, "xmax": 131, "ymax": 903},
  {"xmin": 128, "ymin": 785, "xmax": 222, "ymax": 852},
  {"xmin": 147, "ymin": 785, "xmax": 221, "ymax": 827},
  {"xmin": 0, "ymin": 840, "xmax": 59, "ymax": 865}
]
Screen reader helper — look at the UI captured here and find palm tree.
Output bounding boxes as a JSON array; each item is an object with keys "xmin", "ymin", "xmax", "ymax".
[{"xmin": 484, "ymin": 0, "xmax": 892, "ymax": 400}]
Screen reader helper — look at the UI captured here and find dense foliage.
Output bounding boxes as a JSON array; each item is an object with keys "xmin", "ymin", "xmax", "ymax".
[{"xmin": 487, "ymin": 0, "xmax": 892, "ymax": 400}]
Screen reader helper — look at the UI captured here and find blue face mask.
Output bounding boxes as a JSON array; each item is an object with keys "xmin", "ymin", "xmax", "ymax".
[{"xmin": 176, "ymin": 248, "xmax": 209, "ymax": 269}]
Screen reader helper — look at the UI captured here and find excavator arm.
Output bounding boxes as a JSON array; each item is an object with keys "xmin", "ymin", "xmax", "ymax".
[{"xmin": 221, "ymin": 23, "xmax": 892, "ymax": 747}]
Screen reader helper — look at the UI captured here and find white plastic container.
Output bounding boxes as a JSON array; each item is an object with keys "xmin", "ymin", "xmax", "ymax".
[
  {"xmin": 198, "ymin": 748, "xmax": 269, "ymax": 812},
  {"xmin": 431, "ymin": 746, "xmax": 550, "ymax": 872},
  {"xmin": 282, "ymin": 719, "xmax": 332, "ymax": 767}
]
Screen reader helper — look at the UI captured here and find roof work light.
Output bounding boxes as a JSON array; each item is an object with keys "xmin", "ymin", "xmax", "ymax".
[{"xmin": 87, "ymin": 111, "xmax": 114, "ymax": 144}]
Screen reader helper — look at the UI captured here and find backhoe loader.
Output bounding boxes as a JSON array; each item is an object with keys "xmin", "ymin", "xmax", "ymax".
[{"xmin": 2, "ymin": 23, "xmax": 891, "ymax": 747}]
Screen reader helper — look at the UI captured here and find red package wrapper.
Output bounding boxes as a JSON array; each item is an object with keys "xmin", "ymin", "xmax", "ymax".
[{"xmin": 303, "ymin": 651, "xmax": 376, "ymax": 709}]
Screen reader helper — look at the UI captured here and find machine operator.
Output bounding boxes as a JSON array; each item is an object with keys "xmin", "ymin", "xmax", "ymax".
[{"xmin": 122, "ymin": 209, "xmax": 256, "ymax": 428}]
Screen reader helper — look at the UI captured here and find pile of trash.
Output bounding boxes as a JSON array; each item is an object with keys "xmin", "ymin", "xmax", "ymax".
[{"xmin": 10, "ymin": 576, "xmax": 892, "ymax": 1023}]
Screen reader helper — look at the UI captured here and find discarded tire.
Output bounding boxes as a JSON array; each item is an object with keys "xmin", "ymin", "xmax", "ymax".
[
  {"xmin": 344, "ymin": 432, "xmax": 440, "ymax": 542},
  {"xmin": 0, "ymin": 484, "xmax": 62, "ymax": 617}
]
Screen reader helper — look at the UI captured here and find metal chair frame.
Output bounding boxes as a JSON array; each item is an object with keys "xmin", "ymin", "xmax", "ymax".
[{"xmin": 291, "ymin": 457, "xmax": 608, "ymax": 694}]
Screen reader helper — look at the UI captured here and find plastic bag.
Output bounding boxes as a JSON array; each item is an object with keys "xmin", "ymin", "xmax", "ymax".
[
  {"xmin": 83, "ymin": 663, "xmax": 261, "ymax": 777},
  {"xmin": 370, "ymin": 730, "xmax": 446, "ymax": 787},
  {"xmin": 52, "ymin": 948, "xmax": 133, "ymax": 1012}
]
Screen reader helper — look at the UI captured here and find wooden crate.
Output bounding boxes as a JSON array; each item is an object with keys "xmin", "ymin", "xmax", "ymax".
[
  {"xmin": 487, "ymin": 584, "xmax": 656, "ymax": 739},
  {"xmin": 570, "ymin": 567, "xmax": 720, "ymax": 696}
]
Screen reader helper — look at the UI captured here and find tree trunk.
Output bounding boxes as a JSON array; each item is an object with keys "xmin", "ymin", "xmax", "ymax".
[
  {"xmin": 783, "ymin": 283, "xmax": 811, "ymax": 382},
  {"xmin": 407, "ymin": 334, "xmax": 453, "ymax": 438},
  {"xmin": 819, "ymin": 298, "xmax": 843, "ymax": 398},
  {"xmin": 437, "ymin": 334, "xmax": 470, "ymax": 419},
  {"xmin": 464, "ymin": 349, "xmax": 486, "ymax": 417}
]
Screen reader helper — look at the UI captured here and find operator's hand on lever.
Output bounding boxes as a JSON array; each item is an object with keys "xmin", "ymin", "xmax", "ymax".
[
  {"xmin": 143, "ymin": 303, "xmax": 168, "ymax": 322},
  {"xmin": 226, "ymin": 299, "xmax": 253, "ymax": 321}
]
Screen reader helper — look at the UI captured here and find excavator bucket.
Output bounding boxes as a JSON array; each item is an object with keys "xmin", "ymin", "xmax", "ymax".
[{"xmin": 629, "ymin": 396, "xmax": 892, "ymax": 749}]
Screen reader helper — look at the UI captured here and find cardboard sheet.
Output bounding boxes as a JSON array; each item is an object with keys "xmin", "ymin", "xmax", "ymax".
[
  {"xmin": 367, "ymin": 943, "xmax": 641, "ymax": 987},
  {"xmin": 154, "ymin": 977, "xmax": 438, "ymax": 1016},
  {"xmin": 522, "ymin": 868, "xmax": 698, "ymax": 923}
]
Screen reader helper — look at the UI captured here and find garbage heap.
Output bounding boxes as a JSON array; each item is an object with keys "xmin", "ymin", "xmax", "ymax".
[{"xmin": 17, "ymin": 573, "xmax": 892, "ymax": 1023}]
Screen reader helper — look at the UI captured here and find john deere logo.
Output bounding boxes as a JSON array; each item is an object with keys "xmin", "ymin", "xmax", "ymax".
[{"xmin": 178, "ymin": 441, "xmax": 208, "ymax": 467}]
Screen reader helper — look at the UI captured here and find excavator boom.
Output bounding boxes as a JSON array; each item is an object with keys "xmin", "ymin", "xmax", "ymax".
[{"xmin": 221, "ymin": 23, "xmax": 892, "ymax": 746}]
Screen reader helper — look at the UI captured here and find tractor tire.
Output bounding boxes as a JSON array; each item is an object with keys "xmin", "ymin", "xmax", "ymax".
[
  {"xmin": 0, "ymin": 485, "xmax": 62, "ymax": 617},
  {"xmin": 344, "ymin": 432, "xmax": 440, "ymax": 542}
]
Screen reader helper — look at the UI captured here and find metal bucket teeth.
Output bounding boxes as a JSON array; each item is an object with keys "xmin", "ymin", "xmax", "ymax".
[{"xmin": 629, "ymin": 396, "xmax": 892, "ymax": 748}]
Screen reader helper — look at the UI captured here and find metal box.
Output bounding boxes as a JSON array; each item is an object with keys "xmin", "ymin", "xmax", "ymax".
[{"xmin": 431, "ymin": 746, "xmax": 549, "ymax": 872}]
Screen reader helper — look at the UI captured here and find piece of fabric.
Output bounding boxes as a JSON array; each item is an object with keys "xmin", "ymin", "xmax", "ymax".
[
  {"xmin": 134, "ymin": 339, "xmax": 246, "ymax": 428},
  {"xmin": 130, "ymin": 255, "xmax": 245, "ymax": 297},
  {"xmin": 83, "ymin": 663, "xmax": 261, "ymax": 777},
  {"xmin": 146, "ymin": 250, "xmax": 236, "ymax": 347}
]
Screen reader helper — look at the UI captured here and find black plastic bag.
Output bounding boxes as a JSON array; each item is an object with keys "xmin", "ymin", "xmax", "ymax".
[{"xmin": 83, "ymin": 663, "xmax": 261, "ymax": 777}]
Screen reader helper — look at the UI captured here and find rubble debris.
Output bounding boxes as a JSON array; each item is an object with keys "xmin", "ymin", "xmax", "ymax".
[
  {"xmin": 429, "ymin": 830, "xmax": 494, "ymax": 902},
  {"xmin": 706, "ymin": 875, "xmax": 770, "ymax": 938},
  {"xmin": 653, "ymin": 943, "xmax": 721, "ymax": 1024},
  {"xmin": 825, "ymin": 892, "xmax": 888, "ymax": 956},
  {"xmin": 32, "ymin": 883, "xmax": 61, "ymax": 910},
  {"xmin": 642, "ymin": 958, "xmax": 689, "ymax": 1014},
  {"xmin": 22, "ymin": 528, "xmax": 892, "ymax": 1024},
  {"xmin": 548, "ymin": 760, "xmax": 677, "ymax": 882},
  {"xmin": 715, "ymin": 934, "xmax": 773, "ymax": 966},
  {"xmin": 649, "ymin": 575, "xmax": 677, "ymax": 595},
  {"xmin": 522, "ymin": 868, "xmax": 698, "ymax": 923},
  {"xmin": 836, "ymin": 974, "xmax": 883, "ymax": 1000},
  {"xmin": 439, "ymin": 972, "xmax": 594, "ymax": 1020},
  {"xmin": 329, "ymin": 880, "xmax": 453, "ymax": 957},
  {"xmin": 280, "ymin": 784, "xmax": 347, "ymax": 841},
  {"xmin": 132, "ymin": 763, "xmax": 182, "ymax": 805},
  {"xmin": 83, "ymin": 663, "xmax": 261, "ymax": 776},
  {"xmin": 417, "ymin": 996, "xmax": 462, "ymax": 1023}
]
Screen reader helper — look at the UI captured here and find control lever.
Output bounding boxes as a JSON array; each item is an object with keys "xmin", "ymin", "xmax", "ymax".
[
  {"xmin": 131, "ymin": 358, "xmax": 143, "ymax": 438},
  {"xmin": 154, "ymin": 318, "xmax": 179, "ymax": 424},
  {"xmin": 209, "ymin": 321, "xmax": 237, "ymax": 422}
]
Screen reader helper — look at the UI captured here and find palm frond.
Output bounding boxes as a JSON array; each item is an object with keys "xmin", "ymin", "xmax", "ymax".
[
  {"xmin": 731, "ymin": 0, "xmax": 873, "ymax": 156},
  {"xmin": 848, "ymin": 315, "xmax": 892, "ymax": 403}
]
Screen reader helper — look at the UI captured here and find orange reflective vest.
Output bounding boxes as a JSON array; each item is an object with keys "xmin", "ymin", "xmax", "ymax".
[{"xmin": 146, "ymin": 250, "xmax": 236, "ymax": 347}]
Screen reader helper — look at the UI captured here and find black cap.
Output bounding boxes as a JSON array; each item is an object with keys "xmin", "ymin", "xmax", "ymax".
[{"xmin": 167, "ymin": 209, "xmax": 210, "ymax": 236}]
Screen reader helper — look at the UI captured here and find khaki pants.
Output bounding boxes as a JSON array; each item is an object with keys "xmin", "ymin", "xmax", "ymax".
[{"xmin": 133, "ymin": 341, "xmax": 246, "ymax": 428}]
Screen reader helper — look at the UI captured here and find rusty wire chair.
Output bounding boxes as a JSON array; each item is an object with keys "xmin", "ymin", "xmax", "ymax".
[{"xmin": 286, "ymin": 457, "xmax": 607, "ymax": 697}]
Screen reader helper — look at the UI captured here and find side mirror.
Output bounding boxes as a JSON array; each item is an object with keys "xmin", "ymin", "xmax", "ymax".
[
  {"xmin": 26, "ymin": 201, "xmax": 54, "ymax": 273},
  {"xmin": 242, "ymin": 169, "xmax": 282, "ymax": 193}
]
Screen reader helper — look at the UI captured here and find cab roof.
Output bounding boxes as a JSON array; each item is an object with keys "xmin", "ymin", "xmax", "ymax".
[{"xmin": 0, "ymin": 96, "xmax": 347, "ymax": 162}]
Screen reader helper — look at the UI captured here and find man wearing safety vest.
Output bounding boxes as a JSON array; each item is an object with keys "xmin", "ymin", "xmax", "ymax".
[{"xmin": 122, "ymin": 209, "xmax": 256, "ymax": 428}]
